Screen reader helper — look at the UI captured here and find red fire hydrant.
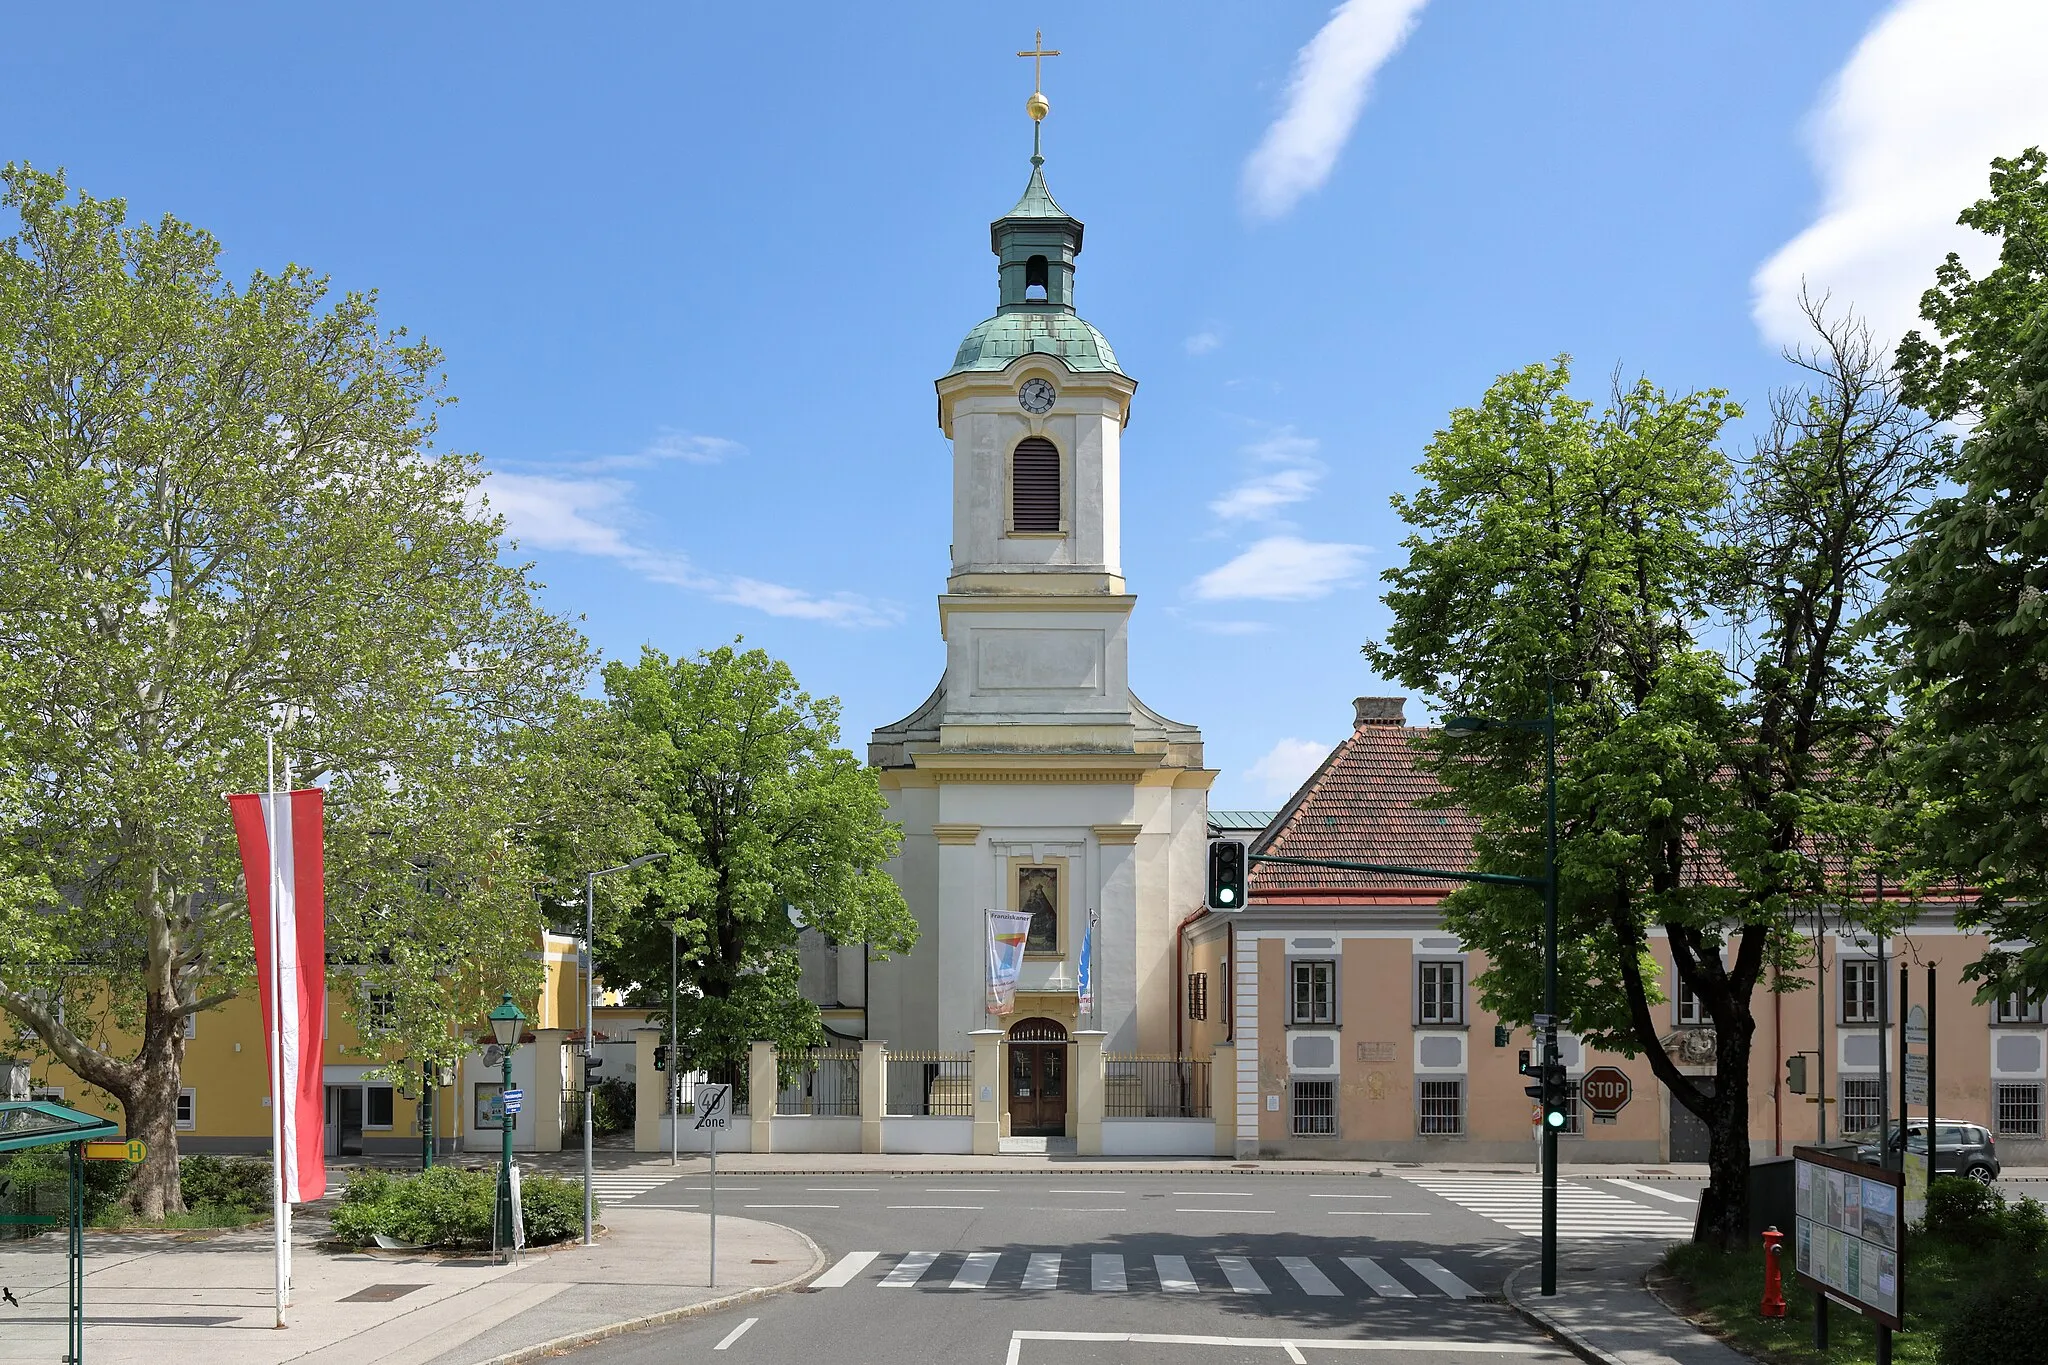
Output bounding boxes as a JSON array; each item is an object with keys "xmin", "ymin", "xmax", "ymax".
[{"xmin": 1760, "ymin": 1226, "xmax": 1787, "ymax": 1319}]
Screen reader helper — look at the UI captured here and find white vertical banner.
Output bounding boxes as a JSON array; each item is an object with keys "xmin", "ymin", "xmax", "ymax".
[{"xmin": 986, "ymin": 910, "xmax": 1033, "ymax": 1016}]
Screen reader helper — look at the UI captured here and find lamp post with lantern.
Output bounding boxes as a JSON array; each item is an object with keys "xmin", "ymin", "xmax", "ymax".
[{"xmin": 488, "ymin": 993, "xmax": 526, "ymax": 1257}]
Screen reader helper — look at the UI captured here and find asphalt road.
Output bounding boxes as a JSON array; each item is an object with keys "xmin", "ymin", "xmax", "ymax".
[{"xmin": 560, "ymin": 1170, "xmax": 1709, "ymax": 1365}]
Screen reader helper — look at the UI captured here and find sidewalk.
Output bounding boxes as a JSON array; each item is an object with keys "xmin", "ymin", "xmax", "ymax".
[
  {"xmin": 1504, "ymin": 1256, "xmax": 1748, "ymax": 1365},
  {"xmin": 486, "ymin": 1149, "xmax": 1725, "ymax": 1179},
  {"xmin": 0, "ymin": 1203, "xmax": 820, "ymax": 1365}
]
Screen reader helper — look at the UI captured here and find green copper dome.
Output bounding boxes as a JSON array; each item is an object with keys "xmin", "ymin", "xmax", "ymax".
[
  {"xmin": 944, "ymin": 154, "xmax": 1122, "ymax": 378},
  {"xmin": 948, "ymin": 309, "xmax": 1122, "ymax": 376}
]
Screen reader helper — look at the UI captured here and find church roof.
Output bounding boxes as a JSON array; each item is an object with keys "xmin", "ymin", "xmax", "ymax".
[
  {"xmin": 1001, "ymin": 162, "xmax": 1068, "ymax": 221},
  {"xmin": 947, "ymin": 308, "xmax": 1123, "ymax": 377}
]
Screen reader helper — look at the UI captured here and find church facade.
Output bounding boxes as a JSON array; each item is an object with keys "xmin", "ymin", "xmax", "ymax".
[{"xmin": 858, "ymin": 125, "xmax": 1214, "ymax": 1122}]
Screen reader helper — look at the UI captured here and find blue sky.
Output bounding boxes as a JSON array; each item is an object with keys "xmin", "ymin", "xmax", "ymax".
[{"xmin": 6, "ymin": 2, "xmax": 2043, "ymax": 807}]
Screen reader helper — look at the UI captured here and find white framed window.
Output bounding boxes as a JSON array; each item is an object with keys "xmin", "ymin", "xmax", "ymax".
[
  {"xmin": 1995, "ymin": 990, "xmax": 2043, "ymax": 1025},
  {"xmin": 182, "ymin": 1012, "xmax": 196, "ymax": 1039},
  {"xmin": 1997, "ymin": 1083, "xmax": 2043, "ymax": 1136},
  {"xmin": 1841, "ymin": 1077, "xmax": 1882, "ymax": 1135},
  {"xmin": 30, "ymin": 1086, "xmax": 64, "ymax": 1103},
  {"xmin": 1841, "ymin": 961, "xmax": 1882, "ymax": 1024},
  {"xmin": 1675, "ymin": 977, "xmax": 1707, "ymax": 1026},
  {"xmin": 1291, "ymin": 1079, "xmax": 1336, "ymax": 1137},
  {"xmin": 366, "ymin": 1085, "xmax": 395, "ymax": 1129},
  {"xmin": 365, "ymin": 990, "xmax": 397, "ymax": 1032},
  {"xmin": 175, "ymin": 1088, "xmax": 196, "ymax": 1132},
  {"xmin": 1418, "ymin": 961, "xmax": 1464, "ymax": 1025},
  {"xmin": 1291, "ymin": 961, "xmax": 1335, "ymax": 1025},
  {"xmin": 1419, "ymin": 1079, "xmax": 1465, "ymax": 1136}
]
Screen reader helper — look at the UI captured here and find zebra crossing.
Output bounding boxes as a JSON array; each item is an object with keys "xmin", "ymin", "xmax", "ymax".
[
  {"xmin": 812, "ymin": 1249, "xmax": 1482, "ymax": 1299},
  {"xmin": 1401, "ymin": 1175, "xmax": 1695, "ymax": 1240},
  {"xmin": 586, "ymin": 1168, "xmax": 684, "ymax": 1204}
]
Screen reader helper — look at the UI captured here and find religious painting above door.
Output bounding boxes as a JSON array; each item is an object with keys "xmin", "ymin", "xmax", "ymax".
[{"xmin": 1019, "ymin": 865, "xmax": 1058, "ymax": 952}]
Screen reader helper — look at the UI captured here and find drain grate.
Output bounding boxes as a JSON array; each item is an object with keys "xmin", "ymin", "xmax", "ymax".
[{"xmin": 340, "ymin": 1283, "xmax": 428, "ymax": 1303}]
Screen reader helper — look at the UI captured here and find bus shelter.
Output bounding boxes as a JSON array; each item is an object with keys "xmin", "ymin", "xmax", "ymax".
[{"xmin": 0, "ymin": 1100, "xmax": 121, "ymax": 1362}]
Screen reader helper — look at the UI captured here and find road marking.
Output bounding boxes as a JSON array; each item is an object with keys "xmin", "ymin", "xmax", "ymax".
[
  {"xmin": 713, "ymin": 1317, "xmax": 758, "ymax": 1351},
  {"xmin": 1341, "ymin": 1256, "xmax": 1413, "ymax": 1298},
  {"xmin": 1172, "ymin": 1190, "xmax": 1256, "ymax": 1196},
  {"xmin": 879, "ymin": 1252, "xmax": 938, "ymax": 1287},
  {"xmin": 1023, "ymin": 1251, "xmax": 1060, "ymax": 1290},
  {"xmin": 951, "ymin": 1251, "xmax": 1001, "ymax": 1289},
  {"xmin": 1155, "ymin": 1253, "xmax": 1198, "ymax": 1293},
  {"xmin": 1328, "ymin": 1211, "xmax": 1431, "ymax": 1217},
  {"xmin": 1003, "ymin": 1331, "xmax": 1565, "ymax": 1363},
  {"xmin": 745, "ymin": 1204, "xmax": 837, "ymax": 1209},
  {"xmin": 812, "ymin": 1251, "xmax": 878, "ymax": 1288},
  {"xmin": 1603, "ymin": 1177, "xmax": 1697, "ymax": 1204},
  {"xmin": 635, "ymin": 1202, "xmax": 701, "ymax": 1208},
  {"xmin": 1052, "ymin": 1207, "xmax": 1127, "ymax": 1212},
  {"xmin": 887, "ymin": 1205, "xmax": 985, "ymax": 1210},
  {"xmin": 1049, "ymin": 1188, "xmax": 1124, "ymax": 1194},
  {"xmin": 1279, "ymin": 1256, "xmax": 1341, "ymax": 1296},
  {"xmin": 1022, "ymin": 1251, "xmax": 1061, "ymax": 1290},
  {"xmin": 1403, "ymin": 1258, "xmax": 1481, "ymax": 1299},
  {"xmin": 806, "ymin": 1186, "xmax": 878, "ymax": 1192},
  {"xmin": 1179, "ymin": 1207, "xmax": 1275, "ymax": 1214},
  {"xmin": 1091, "ymin": 1252, "xmax": 1127, "ymax": 1292},
  {"xmin": 685, "ymin": 1185, "xmax": 759, "ymax": 1190},
  {"xmin": 1401, "ymin": 1175, "xmax": 1695, "ymax": 1239},
  {"xmin": 1311, "ymin": 1193, "xmax": 1392, "ymax": 1199},
  {"xmin": 925, "ymin": 1187, "xmax": 1001, "ymax": 1192},
  {"xmin": 1215, "ymin": 1254, "xmax": 1270, "ymax": 1294}
]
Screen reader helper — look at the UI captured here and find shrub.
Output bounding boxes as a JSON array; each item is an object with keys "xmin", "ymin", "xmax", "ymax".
[
  {"xmin": 179, "ymin": 1155, "xmax": 271, "ymax": 1213},
  {"xmin": 518, "ymin": 1173, "xmax": 589, "ymax": 1245},
  {"xmin": 591, "ymin": 1079, "xmax": 634, "ymax": 1136},
  {"xmin": 1926, "ymin": 1175, "xmax": 2006, "ymax": 1243},
  {"xmin": 1, "ymin": 1148, "xmax": 135, "ymax": 1226},
  {"xmin": 325, "ymin": 1166, "xmax": 591, "ymax": 1249},
  {"xmin": 1938, "ymin": 1268, "xmax": 2048, "ymax": 1365},
  {"xmin": 2005, "ymin": 1196, "xmax": 2048, "ymax": 1255},
  {"xmin": 340, "ymin": 1167, "xmax": 396, "ymax": 1207}
]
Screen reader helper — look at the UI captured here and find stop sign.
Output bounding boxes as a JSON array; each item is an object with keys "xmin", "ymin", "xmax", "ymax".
[{"xmin": 1580, "ymin": 1065, "xmax": 1632, "ymax": 1116}]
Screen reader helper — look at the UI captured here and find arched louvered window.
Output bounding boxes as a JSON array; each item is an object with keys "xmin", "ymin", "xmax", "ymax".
[{"xmin": 1011, "ymin": 437, "xmax": 1061, "ymax": 533}]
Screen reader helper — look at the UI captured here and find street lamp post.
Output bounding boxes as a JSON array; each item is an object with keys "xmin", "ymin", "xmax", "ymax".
[
  {"xmin": 583, "ymin": 853, "xmax": 673, "ymax": 1246},
  {"xmin": 488, "ymin": 993, "xmax": 526, "ymax": 1259},
  {"xmin": 1441, "ymin": 687, "xmax": 1560, "ymax": 1298}
]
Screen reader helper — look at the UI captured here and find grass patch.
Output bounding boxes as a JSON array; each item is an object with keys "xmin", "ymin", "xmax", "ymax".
[{"xmin": 90, "ymin": 1202, "xmax": 269, "ymax": 1231}]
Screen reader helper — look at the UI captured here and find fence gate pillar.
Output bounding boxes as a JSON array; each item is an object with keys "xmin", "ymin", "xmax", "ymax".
[
  {"xmin": 1074, "ymin": 1030, "xmax": 1107, "ymax": 1157},
  {"xmin": 1210, "ymin": 1041, "xmax": 1236, "ymax": 1157},
  {"xmin": 748, "ymin": 1040, "xmax": 778, "ymax": 1154},
  {"xmin": 970, "ymin": 1029, "xmax": 1004, "ymax": 1155},
  {"xmin": 632, "ymin": 1027, "xmax": 663, "ymax": 1153},
  {"xmin": 860, "ymin": 1039, "xmax": 887, "ymax": 1153}
]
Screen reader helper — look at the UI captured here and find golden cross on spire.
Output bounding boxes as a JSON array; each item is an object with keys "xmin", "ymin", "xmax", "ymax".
[{"xmin": 1017, "ymin": 30, "xmax": 1060, "ymax": 94}]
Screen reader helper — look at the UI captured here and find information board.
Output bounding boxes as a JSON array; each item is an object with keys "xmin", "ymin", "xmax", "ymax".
[{"xmin": 1794, "ymin": 1146, "xmax": 1904, "ymax": 1330}]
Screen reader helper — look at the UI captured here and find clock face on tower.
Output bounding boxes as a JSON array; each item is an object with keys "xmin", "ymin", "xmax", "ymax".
[{"xmin": 1018, "ymin": 378, "xmax": 1057, "ymax": 415}]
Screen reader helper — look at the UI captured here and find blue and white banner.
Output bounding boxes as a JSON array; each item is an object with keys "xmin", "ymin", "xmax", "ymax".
[{"xmin": 1077, "ymin": 915, "xmax": 1095, "ymax": 1018}]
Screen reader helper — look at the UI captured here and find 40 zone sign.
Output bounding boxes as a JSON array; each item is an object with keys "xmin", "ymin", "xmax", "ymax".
[{"xmin": 1579, "ymin": 1066, "xmax": 1632, "ymax": 1123}]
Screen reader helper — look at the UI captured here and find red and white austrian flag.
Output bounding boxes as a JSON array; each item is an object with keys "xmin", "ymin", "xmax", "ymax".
[{"xmin": 227, "ymin": 788, "xmax": 328, "ymax": 1203}]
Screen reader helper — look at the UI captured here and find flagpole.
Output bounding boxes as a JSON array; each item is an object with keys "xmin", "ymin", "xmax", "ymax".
[{"xmin": 266, "ymin": 730, "xmax": 288, "ymax": 1329}]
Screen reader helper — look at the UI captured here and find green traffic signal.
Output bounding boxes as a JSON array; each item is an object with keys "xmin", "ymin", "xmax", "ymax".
[{"xmin": 1545, "ymin": 1109, "xmax": 1566, "ymax": 1128}]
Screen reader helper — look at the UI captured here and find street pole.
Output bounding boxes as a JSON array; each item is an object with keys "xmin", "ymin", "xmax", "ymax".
[
  {"xmin": 1540, "ymin": 684, "xmax": 1559, "ymax": 1299},
  {"xmin": 584, "ymin": 869, "xmax": 596, "ymax": 1247},
  {"xmin": 500, "ymin": 1044, "xmax": 514, "ymax": 1255},
  {"xmin": 671, "ymin": 928, "xmax": 679, "ymax": 1166},
  {"xmin": 421, "ymin": 1059, "xmax": 433, "ymax": 1172}
]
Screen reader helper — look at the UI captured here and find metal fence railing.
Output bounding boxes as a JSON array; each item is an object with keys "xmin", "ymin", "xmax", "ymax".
[
  {"xmin": 776, "ymin": 1049, "xmax": 860, "ymax": 1117},
  {"xmin": 884, "ymin": 1052, "xmax": 973, "ymax": 1116},
  {"xmin": 670, "ymin": 1062, "xmax": 750, "ymax": 1117},
  {"xmin": 1103, "ymin": 1056, "xmax": 1211, "ymax": 1118}
]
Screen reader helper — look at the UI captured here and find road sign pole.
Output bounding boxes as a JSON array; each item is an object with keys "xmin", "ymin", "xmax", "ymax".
[{"xmin": 709, "ymin": 1117, "xmax": 717, "ymax": 1289}]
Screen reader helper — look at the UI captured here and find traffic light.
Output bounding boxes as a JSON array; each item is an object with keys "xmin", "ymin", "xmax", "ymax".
[
  {"xmin": 1785, "ymin": 1053, "xmax": 1807, "ymax": 1095},
  {"xmin": 583, "ymin": 1051, "xmax": 605, "ymax": 1076},
  {"xmin": 1541, "ymin": 1056, "xmax": 1569, "ymax": 1130},
  {"xmin": 1518, "ymin": 1049, "xmax": 1533, "ymax": 1077},
  {"xmin": 1207, "ymin": 839, "xmax": 1247, "ymax": 911},
  {"xmin": 653, "ymin": 1044, "xmax": 669, "ymax": 1073}
]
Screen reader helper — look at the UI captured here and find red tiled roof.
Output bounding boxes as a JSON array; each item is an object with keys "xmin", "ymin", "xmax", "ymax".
[{"xmin": 1251, "ymin": 711, "xmax": 1476, "ymax": 897}]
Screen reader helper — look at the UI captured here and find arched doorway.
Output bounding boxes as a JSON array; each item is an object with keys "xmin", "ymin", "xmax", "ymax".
[{"xmin": 1007, "ymin": 1017, "xmax": 1069, "ymax": 1137}]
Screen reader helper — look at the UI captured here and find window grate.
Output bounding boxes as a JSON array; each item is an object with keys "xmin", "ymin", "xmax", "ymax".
[
  {"xmin": 1419, "ymin": 1079, "xmax": 1464, "ymax": 1136},
  {"xmin": 1998, "ymin": 1083, "xmax": 2043, "ymax": 1136},
  {"xmin": 1187, "ymin": 972, "xmax": 1208, "ymax": 1022},
  {"xmin": 1292, "ymin": 1079, "xmax": 1336, "ymax": 1137},
  {"xmin": 1841, "ymin": 1077, "xmax": 1883, "ymax": 1135},
  {"xmin": 1560, "ymin": 1079, "xmax": 1582, "ymax": 1135},
  {"xmin": 1011, "ymin": 438, "xmax": 1061, "ymax": 532}
]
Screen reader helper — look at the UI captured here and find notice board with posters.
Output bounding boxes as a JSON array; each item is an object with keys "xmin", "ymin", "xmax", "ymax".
[{"xmin": 1794, "ymin": 1145, "xmax": 1904, "ymax": 1329}]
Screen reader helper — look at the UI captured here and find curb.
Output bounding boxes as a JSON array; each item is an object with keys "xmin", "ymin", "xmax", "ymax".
[
  {"xmin": 1502, "ymin": 1263, "xmax": 1627, "ymax": 1365},
  {"xmin": 461, "ymin": 1223, "xmax": 829, "ymax": 1365}
]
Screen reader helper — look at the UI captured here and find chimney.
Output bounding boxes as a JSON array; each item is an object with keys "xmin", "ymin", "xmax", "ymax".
[{"xmin": 1353, "ymin": 696, "xmax": 1406, "ymax": 729}]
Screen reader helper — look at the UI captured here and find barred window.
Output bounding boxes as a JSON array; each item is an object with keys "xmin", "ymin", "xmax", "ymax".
[
  {"xmin": 1419, "ymin": 1079, "xmax": 1464, "ymax": 1136},
  {"xmin": 1011, "ymin": 437, "xmax": 1061, "ymax": 532},
  {"xmin": 1842, "ymin": 962, "xmax": 1882, "ymax": 1024},
  {"xmin": 1997, "ymin": 1083, "xmax": 2043, "ymax": 1137},
  {"xmin": 1559, "ymin": 1079, "xmax": 1583, "ymax": 1136},
  {"xmin": 1187, "ymin": 972, "xmax": 1208, "ymax": 1022},
  {"xmin": 1292, "ymin": 1080, "xmax": 1336, "ymax": 1137},
  {"xmin": 1841, "ymin": 1077, "xmax": 1883, "ymax": 1135},
  {"xmin": 1291, "ymin": 961, "xmax": 1335, "ymax": 1025},
  {"xmin": 1419, "ymin": 961, "xmax": 1463, "ymax": 1025}
]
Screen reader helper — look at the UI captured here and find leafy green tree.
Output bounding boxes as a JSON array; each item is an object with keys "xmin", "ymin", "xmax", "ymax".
[
  {"xmin": 1897, "ymin": 147, "xmax": 2048, "ymax": 422},
  {"xmin": 1369, "ymin": 308, "xmax": 1936, "ymax": 1246},
  {"xmin": 0, "ymin": 165, "xmax": 601, "ymax": 1216},
  {"xmin": 598, "ymin": 644, "xmax": 916, "ymax": 1071}
]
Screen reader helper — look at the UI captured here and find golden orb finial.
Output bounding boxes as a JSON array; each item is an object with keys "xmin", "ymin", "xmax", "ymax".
[{"xmin": 1027, "ymin": 90, "xmax": 1050, "ymax": 122}]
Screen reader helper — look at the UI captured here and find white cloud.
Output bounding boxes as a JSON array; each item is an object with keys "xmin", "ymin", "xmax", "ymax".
[
  {"xmin": 1192, "ymin": 534, "xmax": 1370, "ymax": 601},
  {"xmin": 1752, "ymin": 0, "xmax": 2048, "ymax": 348},
  {"xmin": 1242, "ymin": 0, "xmax": 1430, "ymax": 220},
  {"xmin": 1248, "ymin": 737, "xmax": 1333, "ymax": 801},
  {"xmin": 571, "ymin": 429, "xmax": 743, "ymax": 473},
  {"xmin": 1209, "ymin": 428, "xmax": 1326, "ymax": 524},
  {"xmin": 479, "ymin": 462, "xmax": 900, "ymax": 629},
  {"xmin": 1190, "ymin": 619, "xmax": 1276, "ymax": 636},
  {"xmin": 1184, "ymin": 329, "xmax": 1223, "ymax": 356}
]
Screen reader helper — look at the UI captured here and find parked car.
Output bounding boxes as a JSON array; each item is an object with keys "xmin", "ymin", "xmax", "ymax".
[{"xmin": 1854, "ymin": 1118, "xmax": 2000, "ymax": 1183}]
